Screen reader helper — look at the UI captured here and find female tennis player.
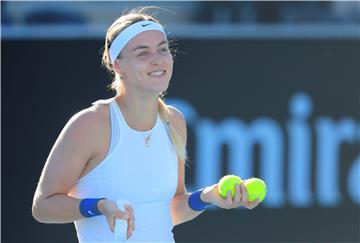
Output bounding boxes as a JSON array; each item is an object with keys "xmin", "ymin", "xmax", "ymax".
[{"xmin": 32, "ymin": 7, "xmax": 260, "ymax": 243}]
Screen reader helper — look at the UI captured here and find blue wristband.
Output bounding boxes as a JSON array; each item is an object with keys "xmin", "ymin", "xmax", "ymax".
[
  {"xmin": 188, "ymin": 188, "xmax": 211, "ymax": 211},
  {"xmin": 79, "ymin": 198, "xmax": 106, "ymax": 218}
]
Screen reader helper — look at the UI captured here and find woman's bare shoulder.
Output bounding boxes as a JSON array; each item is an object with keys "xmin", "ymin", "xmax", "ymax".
[
  {"xmin": 68, "ymin": 101, "xmax": 110, "ymax": 132},
  {"xmin": 33, "ymin": 102, "xmax": 112, "ymax": 199},
  {"xmin": 57, "ymin": 101, "xmax": 111, "ymax": 158}
]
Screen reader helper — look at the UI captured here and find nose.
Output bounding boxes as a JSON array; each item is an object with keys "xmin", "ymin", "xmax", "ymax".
[{"xmin": 150, "ymin": 52, "xmax": 163, "ymax": 66}]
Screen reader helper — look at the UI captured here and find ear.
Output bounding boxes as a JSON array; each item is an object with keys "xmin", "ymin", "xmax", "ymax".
[
  {"xmin": 113, "ymin": 59, "xmax": 127, "ymax": 80},
  {"xmin": 113, "ymin": 59, "xmax": 122, "ymax": 74}
]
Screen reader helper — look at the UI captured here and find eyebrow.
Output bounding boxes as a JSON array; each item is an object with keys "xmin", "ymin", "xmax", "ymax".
[{"xmin": 131, "ymin": 40, "xmax": 168, "ymax": 52}]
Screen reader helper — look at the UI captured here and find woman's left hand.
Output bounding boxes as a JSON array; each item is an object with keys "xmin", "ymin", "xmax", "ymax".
[{"xmin": 201, "ymin": 182, "xmax": 260, "ymax": 210}]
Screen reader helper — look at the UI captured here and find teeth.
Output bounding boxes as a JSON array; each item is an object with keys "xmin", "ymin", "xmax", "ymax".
[{"xmin": 149, "ymin": 70, "xmax": 165, "ymax": 76}]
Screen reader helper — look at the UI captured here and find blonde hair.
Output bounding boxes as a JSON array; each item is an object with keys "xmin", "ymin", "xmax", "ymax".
[{"xmin": 101, "ymin": 7, "xmax": 186, "ymax": 162}]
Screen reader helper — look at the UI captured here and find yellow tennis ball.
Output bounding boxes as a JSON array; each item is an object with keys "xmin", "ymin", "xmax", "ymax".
[
  {"xmin": 218, "ymin": 175, "xmax": 242, "ymax": 198},
  {"xmin": 244, "ymin": 178, "xmax": 267, "ymax": 203}
]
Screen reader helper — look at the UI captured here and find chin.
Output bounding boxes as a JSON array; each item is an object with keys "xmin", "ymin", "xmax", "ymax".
[
  {"xmin": 155, "ymin": 82, "xmax": 170, "ymax": 95},
  {"xmin": 150, "ymin": 77, "xmax": 170, "ymax": 92}
]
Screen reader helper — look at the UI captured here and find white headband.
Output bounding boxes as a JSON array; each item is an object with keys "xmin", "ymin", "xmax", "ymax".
[{"xmin": 109, "ymin": 20, "xmax": 165, "ymax": 63}]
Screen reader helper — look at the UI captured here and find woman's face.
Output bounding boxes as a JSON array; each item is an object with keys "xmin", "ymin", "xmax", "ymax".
[{"xmin": 116, "ymin": 30, "xmax": 173, "ymax": 95}]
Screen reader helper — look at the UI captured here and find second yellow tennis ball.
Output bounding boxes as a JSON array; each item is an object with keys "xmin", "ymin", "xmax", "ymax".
[
  {"xmin": 244, "ymin": 178, "xmax": 267, "ymax": 202},
  {"xmin": 218, "ymin": 175, "xmax": 242, "ymax": 198}
]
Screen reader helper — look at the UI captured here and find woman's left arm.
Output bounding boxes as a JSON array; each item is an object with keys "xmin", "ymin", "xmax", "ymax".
[
  {"xmin": 169, "ymin": 106, "xmax": 260, "ymax": 226},
  {"xmin": 170, "ymin": 159, "xmax": 203, "ymax": 226},
  {"xmin": 167, "ymin": 106, "xmax": 202, "ymax": 225}
]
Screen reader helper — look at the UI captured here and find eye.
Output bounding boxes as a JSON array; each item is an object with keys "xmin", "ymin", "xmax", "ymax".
[
  {"xmin": 159, "ymin": 48, "xmax": 169, "ymax": 54},
  {"xmin": 137, "ymin": 51, "xmax": 148, "ymax": 57}
]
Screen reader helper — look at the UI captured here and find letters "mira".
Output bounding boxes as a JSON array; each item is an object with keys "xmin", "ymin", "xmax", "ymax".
[{"xmin": 168, "ymin": 92, "xmax": 360, "ymax": 208}]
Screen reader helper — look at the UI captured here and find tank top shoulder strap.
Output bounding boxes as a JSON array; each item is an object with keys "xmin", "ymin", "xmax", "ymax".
[
  {"xmin": 108, "ymin": 99, "xmax": 127, "ymax": 126},
  {"xmin": 91, "ymin": 97, "xmax": 125, "ymax": 129},
  {"xmin": 91, "ymin": 97, "xmax": 124, "ymax": 156}
]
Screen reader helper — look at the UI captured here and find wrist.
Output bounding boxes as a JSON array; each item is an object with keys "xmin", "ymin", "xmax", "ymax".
[
  {"xmin": 79, "ymin": 198, "xmax": 106, "ymax": 218},
  {"xmin": 96, "ymin": 198, "xmax": 107, "ymax": 215},
  {"xmin": 200, "ymin": 187, "xmax": 211, "ymax": 203},
  {"xmin": 188, "ymin": 188, "xmax": 212, "ymax": 211}
]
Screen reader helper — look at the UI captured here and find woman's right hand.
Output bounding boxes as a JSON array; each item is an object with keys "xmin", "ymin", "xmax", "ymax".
[{"xmin": 97, "ymin": 199, "xmax": 135, "ymax": 239}]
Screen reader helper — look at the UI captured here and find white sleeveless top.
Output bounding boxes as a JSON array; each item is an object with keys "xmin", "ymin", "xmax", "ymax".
[{"xmin": 69, "ymin": 97, "xmax": 178, "ymax": 243}]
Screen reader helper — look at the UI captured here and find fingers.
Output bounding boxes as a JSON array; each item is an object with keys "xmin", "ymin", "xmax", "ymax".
[
  {"xmin": 225, "ymin": 190, "xmax": 233, "ymax": 206},
  {"xmin": 239, "ymin": 183, "xmax": 262, "ymax": 210},
  {"xmin": 240, "ymin": 183, "xmax": 248, "ymax": 205},
  {"xmin": 107, "ymin": 216, "xmax": 116, "ymax": 233},
  {"xmin": 227, "ymin": 183, "xmax": 261, "ymax": 210},
  {"xmin": 219, "ymin": 184, "xmax": 241, "ymax": 209},
  {"xmin": 105, "ymin": 203, "xmax": 134, "ymax": 239},
  {"xmin": 124, "ymin": 204, "xmax": 135, "ymax": 230},
  {"xmin": 124, "ymin": 204, "xmax": 135, "ymax": 239},
  {"xmin": 214, "ymin": 182, "xmax": 262, "ymax": 210},
  {"xmin": 108, "ymin": 210, "xmax": 129, "ymax": 233},
  {"xmin": 115, "ymin": 209, "xmax": 130, "ymax": 220},
  {"xmin": 231, "ymin": 184, "xmax": 241, "ymax": 208},
  {"xmin": 245, "ymin": 198, "xmax": 260, "ymax": 209},
  {"xmin": 222, "ymin": 184, "xmax": 242, "ymax": 209},
  {"xmin": 115, "ymin": 205, "xmax": 134, "ymax": 240}
]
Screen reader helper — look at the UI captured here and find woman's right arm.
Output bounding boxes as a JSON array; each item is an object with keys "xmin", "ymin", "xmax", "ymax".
[
  {"xmin": 32, "ymin": 106, "xmax": 135, "ymax": 237},
  {"xmin": 32, "ymin": 108, "xmax": 102, "ymax": 223}
]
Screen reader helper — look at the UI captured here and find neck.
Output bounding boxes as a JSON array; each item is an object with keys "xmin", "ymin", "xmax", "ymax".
[{"xmin": 116, "ymin": 91, "xmax": 159, "ymax": 131}]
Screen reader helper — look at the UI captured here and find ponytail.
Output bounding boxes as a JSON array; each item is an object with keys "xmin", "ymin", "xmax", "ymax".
[{"xmin": 158, "ymin": 97, "xmax": 187, "ymax": 162}]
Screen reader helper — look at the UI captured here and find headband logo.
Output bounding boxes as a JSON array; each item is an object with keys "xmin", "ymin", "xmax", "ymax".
[{"xmin": 109, "ymin": 21, "xmax": 164, "ymax": 63}]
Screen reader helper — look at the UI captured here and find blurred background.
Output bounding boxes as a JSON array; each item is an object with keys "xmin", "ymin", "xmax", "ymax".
[{"xmin": 2, "ymin": 1, "xmax": 360, "ymax": 243}]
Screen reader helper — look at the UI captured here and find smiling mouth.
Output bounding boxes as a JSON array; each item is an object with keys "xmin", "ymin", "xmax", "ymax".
[{"xmin": 148, "ymin": 70, "xmax": 166, "ymax": 77}]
